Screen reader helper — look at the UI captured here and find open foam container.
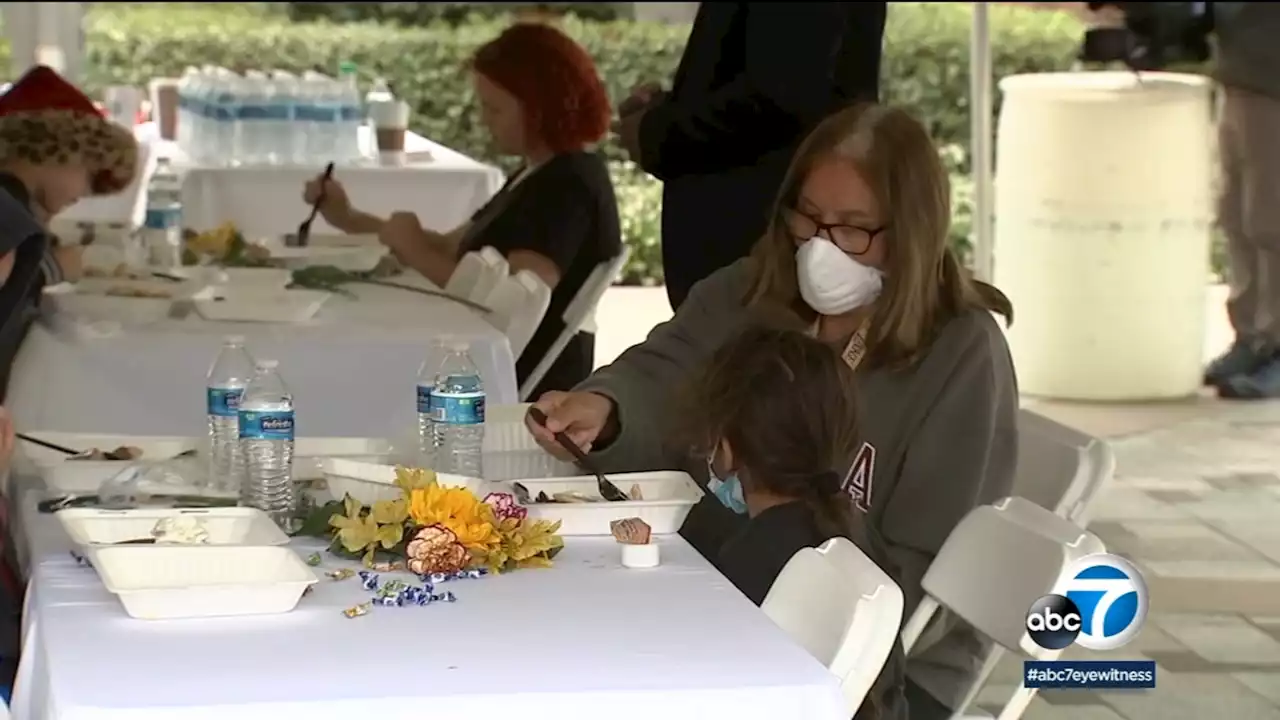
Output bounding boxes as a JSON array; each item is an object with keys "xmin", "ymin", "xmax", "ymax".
[
  {"xmin": 86, "ymin": 545, "xmax": 317, "ymax": 620},
  {"xmin": 320, "ymin": 403, "xmax": 578, "ymax": 505},
  {"xmin": 57, "ymin": 507, "xmax": 291, "ymax": 547},
  {"xmin": 498, "ymin": 471, "xmax": 704, "ymax": 536}
]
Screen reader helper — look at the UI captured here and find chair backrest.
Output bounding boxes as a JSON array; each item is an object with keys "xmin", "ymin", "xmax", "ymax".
[
  {"xmin": 518, "ymin": 248, "xmax": 629, "ymax": 400},
  {"xmin": 482, "ymin": 269, "xmax": 551, "ymax": 358},
  {"xmin": 445, "ymin": 246, "xmax": 508, "ymax": 304},
  {"xmin": 762, "ymin": 537, "xmax": 904, "ymax": 717},
  {"xmin": 1014, "ymin": 409, "xmax": 1116, "ymax": 526},
  {"xmin": 917, "ymin": 496, "xmax": 1106, "ymax": 658}
]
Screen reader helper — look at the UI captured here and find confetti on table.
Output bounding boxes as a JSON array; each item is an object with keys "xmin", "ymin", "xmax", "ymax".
[
  {"xmin": 305, "ymin": 552, "xmax": 322, "ymax": 567},
  {"xmin": 326, "ymin": 568, "xmax": 356, "ymax": 581}
]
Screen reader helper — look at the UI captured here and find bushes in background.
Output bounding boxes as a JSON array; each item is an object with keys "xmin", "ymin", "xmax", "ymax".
[{"xmin": 4, "ymin": 3, "xmax": 1087, "ymax": 283}]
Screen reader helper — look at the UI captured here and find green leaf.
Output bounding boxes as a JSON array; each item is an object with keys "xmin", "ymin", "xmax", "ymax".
[{"xmin": 294, "ymin": 499, "xmax": 344, "ymax": 538}]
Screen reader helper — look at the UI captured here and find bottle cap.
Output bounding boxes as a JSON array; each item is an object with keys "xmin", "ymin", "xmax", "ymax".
[
  {"xmin": 224, "ymin": 334, "xmax": 246, "ymax": 345},
  {"xmin": 339, "ymin": 61, "xmax": 357, "ymax": 75},
  {"xmin": 256, "ymin": 359, "xmax": 279, "ymax": 370}
]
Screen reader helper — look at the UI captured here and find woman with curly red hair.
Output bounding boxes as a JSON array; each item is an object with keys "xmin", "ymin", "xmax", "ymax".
[{"xmin": 303, "ymin": 23, "xmax": 622, "ymax": 396}]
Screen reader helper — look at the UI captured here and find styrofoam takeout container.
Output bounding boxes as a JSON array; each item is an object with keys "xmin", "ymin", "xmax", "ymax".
[
  {"xmin": 192, "ymin": 287, "xmax": 330, "ymax": 323},
  {"xmin": 25, "ymin": 434, "xmax": 201, "ymax": 493},
  {"xmin": 57, "ymin": 507, "xmax": 290, "ymax": 547},
  {"xmin": 86, "ymin": 545, "xmax": 317, "ymax": 620},
  {"xmin": 211, "ymin": 267, "xmax": 293, "ymax": 291},
  {"xmin": 42, "ymin": 279, "xmax": 186, "ymax": 325},
  {"xmin": 504, "ymin": 471, "xmax": 704, "ymax": 536},
  {"xmin": 265, "ymin": 243, "xmax": 388, "ymax": 272},
  {"xmin": 321, "ymin": 458, "xmax": 479, "ymax": 505}
]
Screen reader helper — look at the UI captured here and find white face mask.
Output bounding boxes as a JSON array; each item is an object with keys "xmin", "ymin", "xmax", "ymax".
[{"xmin": 795, "ymin": 237, "xmax": 883, "ymax": 315}]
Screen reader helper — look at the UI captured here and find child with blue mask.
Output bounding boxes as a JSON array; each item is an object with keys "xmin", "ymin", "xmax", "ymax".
[{"xmin": 672, "ymin": 325, "xmax": 906, "ymax": 720}]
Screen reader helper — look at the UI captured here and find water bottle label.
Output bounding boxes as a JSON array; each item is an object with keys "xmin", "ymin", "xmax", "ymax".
[
  {"xmin": 416, "ymin": 384, "xmax": 433, "ymax": 414},
  {"xmin": 239, "ymin": 410, "xmax": 295, "ymax": 440},
  {"xmin": 430, "ymin": 391, "xmax": 485, "ymax": 425},
  {"xmin": 237, "ymin": 104, "xmax": 271, "ymax": 121},
  {"xmin": 340, "ymin": 105, "xmax": 364, "ymax": 122},
  {"xmin": 144, "ymin": 206, "xmax": 182, "ymax": 230},
  {"xmin": 207, "ymin": 387, "xmax": 244, "ymax": 417}
]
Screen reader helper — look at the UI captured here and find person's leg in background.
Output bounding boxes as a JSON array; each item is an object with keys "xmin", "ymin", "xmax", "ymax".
[
  {"xmin": 903, "ymin": 678, "xmax": 953, "ymax": 720},
  {"xmin": 1214, "ymin": 87, "xmax": 1280, "ymax": 398},
  {"xmin": 1206, "ymin": 85, "xmax": 1264, "ymax": 388}
]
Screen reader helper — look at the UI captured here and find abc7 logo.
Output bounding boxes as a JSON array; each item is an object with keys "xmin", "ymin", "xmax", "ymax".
[{"xmin": 1025, "ymin": 553, "xmax": 1148, "ymax": 651}]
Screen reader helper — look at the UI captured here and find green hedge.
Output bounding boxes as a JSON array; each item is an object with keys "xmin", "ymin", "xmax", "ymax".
[{"xmin": 8, "ymin": 3, "xmax": 1088, "ymax": 283}]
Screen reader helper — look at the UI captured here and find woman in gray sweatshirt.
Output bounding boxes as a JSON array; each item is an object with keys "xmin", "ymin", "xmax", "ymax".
[{"xmin": 528, "ymin": 102, "xmax": 1018, "ymax": 719}]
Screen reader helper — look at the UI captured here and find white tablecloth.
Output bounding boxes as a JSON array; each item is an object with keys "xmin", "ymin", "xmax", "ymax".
[
  {"xmin": 54, "ymin": 124, "xmax": 505, "ymax": 239},
  {"xmin": 177, "ymin": 130, "xmax": 505, "ymax": 238},
  {"xmin": 7, "ymin": 279, "xmax": 517, "ymax": 438},
  {"xmin": 10, "ymin": 491, "xmax": 845, "ymax": 720}
]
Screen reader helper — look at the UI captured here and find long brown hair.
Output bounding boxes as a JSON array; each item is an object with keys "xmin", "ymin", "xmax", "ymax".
[
  {"xmin": 745, "ymin": 102, "xmax": 1013, "ymax": 369},
  {"xmin": 672, "ymin": 325, "xmax": 860, "ymax": 540}
]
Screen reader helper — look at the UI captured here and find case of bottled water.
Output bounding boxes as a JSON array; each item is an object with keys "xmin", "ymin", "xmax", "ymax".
[
  {"xmin": 175, "ymin": 63, "xmax": 365, "ymax": 168},
  {"xmin": 206, "ymin": 336, "xmax": 256, "ymax": 492},
  {"xmin": 428, "ymin": 342, "xmax": 486, "ymax": 478},
  {"xmin": 238, "ymin": 359, "xmax": 296, "ymax": 531}
]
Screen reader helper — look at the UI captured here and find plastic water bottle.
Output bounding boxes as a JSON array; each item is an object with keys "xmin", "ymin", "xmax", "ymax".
[
  {"xmin": 239, "ymin": 359, "xmax": 296, "ymax": 530},
  {"xmin": 336, "ymin": 62, "xmax": 364, "ymax": 164},
  {"xmin": 270, "ymin": 71, "xmax": 301, "ymax": 165},
  {"xmin": 415, "ymin": 343, "xmax": 442, "ymax": 463},
  {"xmin": 212, "ymin": 69, "xmax": 241, "ymax": 166},
  {"xmin": 175, "ymin": 67, "xmax": 197, "ymax": 158},
  {"xmin": 206, "ymin": 336, "xmax": 255, "ymax": 492},
  {"xmin": 302, "ymin": 73, "xmax": 340, "ymax": 165},
  {"xmin": 143, "ymin": 158, "xmax": 183, "ymax": 268},
  {"xmin": 430, "ymin": 342, "xmax": 486, "ymax": 477},
  {"xmin": 235, "ymin": 70, "xmax": 271, "ymax": 165}
]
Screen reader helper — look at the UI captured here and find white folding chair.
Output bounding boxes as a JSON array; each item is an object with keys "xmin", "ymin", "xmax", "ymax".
[
  {"xmin": 1014, "ymin": 408, "xmax": 1116, "ymax": 528},
  {"xmin": 762, "ymin": 537, "xmax": 904, "ymax": 717},
  {"xmin": 900, "ymin": 497, "xmax": 1107, "ymax": 720},
  {"xmin": 481, "ymin": 269, "xmax": 551, "ymax": 358},
  {"xmin": 518, "ymin": 248, "xmax": 628, "ymax": 401},
  {"xmin": 445, "ymin": 246, "xmax": 507, "ymax": 305}
]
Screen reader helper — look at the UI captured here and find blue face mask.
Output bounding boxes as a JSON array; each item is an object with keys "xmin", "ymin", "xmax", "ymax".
[{"xmin": 707, "ymin": 457, "xmax": 748, "ymax": 515}]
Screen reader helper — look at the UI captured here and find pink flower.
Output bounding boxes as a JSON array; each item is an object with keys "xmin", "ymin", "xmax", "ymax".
[{"xmin": 483, "ymin": 492, "xmax": 528, "ymax": 521}]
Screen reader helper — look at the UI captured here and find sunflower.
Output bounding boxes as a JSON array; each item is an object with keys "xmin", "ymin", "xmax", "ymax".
[{"xmin": 407, "ymin": 480, "xmax": 500, "ymax": 552}]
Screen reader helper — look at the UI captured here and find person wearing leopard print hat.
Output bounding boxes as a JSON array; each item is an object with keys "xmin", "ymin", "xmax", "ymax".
[
  {"xmin": 0, "ymin": 64, "xmax": 139, "ymax": 288},
  {"xmin": 0, "ymin": 65, "xmax": 139, "ymax": 399}
]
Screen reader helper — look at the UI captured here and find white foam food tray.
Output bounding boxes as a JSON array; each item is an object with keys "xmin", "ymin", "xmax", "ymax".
[
  {"xmin": 86, "ymin": 545, "xmax": 317, "ymax": 620},
  {"xmin": 503, "ymin": 471, "xmax": 704, "ymax": 536},
  {"xmin": 26, "ymin": 434, "xmax": 201, "ymax": 493},
  {"xmin": 25, "ymin": 434, "xmax": 394, "ymax": 492},
  {"xmin": 57, "ymin": 507, "xmax": 290, "ymax": 547},
  {"xmin": 42, "ymin": 280, "xmax": 184, "ymax": 325},
  {"xmin": 266, "ymin": 243, "xmax": 388, "ymax": 272},
  {"xmin": 321, "ymin": 457, "xmax": 478, "ymax": 505},
  {"xmin": 210, "ymin": 267, "xmax": 293, "ymax": 291},
  {"xmin": 193, "ymin": 287, "xmax": 330, "ymax": 323}
]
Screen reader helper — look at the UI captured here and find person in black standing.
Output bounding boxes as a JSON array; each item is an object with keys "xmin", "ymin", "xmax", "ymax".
[{"xmin": 616, "ymin": 3, "xmax": 887, "ymax": 311}]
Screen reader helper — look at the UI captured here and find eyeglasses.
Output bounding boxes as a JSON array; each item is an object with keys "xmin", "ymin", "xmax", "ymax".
[{"xmin": 782, "ymin": 207, "xmax": 885, "ymax": 256}]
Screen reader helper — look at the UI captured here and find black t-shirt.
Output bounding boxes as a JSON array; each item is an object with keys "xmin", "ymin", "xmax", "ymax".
[
  {"xmin": 457, "ymin": 152, "xmax": 622, "ymax": 396},
  {"xmin": 712, "ymin": 501, "xmax": 907, "ymax": 720}
]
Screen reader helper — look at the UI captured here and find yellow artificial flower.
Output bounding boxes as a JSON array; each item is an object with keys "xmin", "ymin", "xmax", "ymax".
[
  {"xmin": 370, "ymin": 497, "xmax": 409, "ymax": 525},
  {"xmin": 407, "ymin": 480, "xmax": 501, "ymax": 552},
  {"xmin": 328, "ymin": 494, "xmax": 404, "ymax": 564},
  {"xmin": 395, "ymin": 467, "xmax": 438, "ymax": 495}
]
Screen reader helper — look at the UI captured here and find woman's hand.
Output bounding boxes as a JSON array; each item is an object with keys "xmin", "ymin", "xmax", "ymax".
[
  {"xmin": 377, "ymin": 212, "xmax": 427, "ymax": 260},
  {"xmin": 525, "ymin": 390, "xmax": 617, "ymax": 461},
  {"xmin": 0, "ymin": 407, "xmax": 16, "ymax": 474},
  {"xmin": 302, "ymin": 174, "xmax": 354, "ymax": 230}
]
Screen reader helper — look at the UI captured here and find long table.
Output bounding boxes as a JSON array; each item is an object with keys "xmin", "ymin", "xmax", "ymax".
[
  {"xmin": 8, "ymin": 276, "xmax": 517, "ymax": 439},
  {"xmin": 10, "ymin": 489, "xmax": 847, "ymax": 720}
]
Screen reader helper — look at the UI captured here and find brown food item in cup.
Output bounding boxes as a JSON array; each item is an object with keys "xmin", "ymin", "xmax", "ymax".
[
  {"xmin": 610, "ymin": 517, "xmax": 652, "ymax": 545},
  {"xmin": 375, "ymin": 127, "xmax": 406, "ymax": 153}
]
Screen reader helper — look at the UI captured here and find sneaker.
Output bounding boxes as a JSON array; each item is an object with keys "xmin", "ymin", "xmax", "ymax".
[
  {"xmin": 1221, "ymin": 352, "xmax": 1280, "ymax": 399},
  {"xmin": 1205, "ymin": 340, "xmax": 1265, "ymax": 387}
]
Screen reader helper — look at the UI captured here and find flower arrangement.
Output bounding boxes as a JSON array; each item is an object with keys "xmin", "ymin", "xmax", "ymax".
[{"xmin": 300, "ymin": 467, "xmax": 564, "ymax": 575}]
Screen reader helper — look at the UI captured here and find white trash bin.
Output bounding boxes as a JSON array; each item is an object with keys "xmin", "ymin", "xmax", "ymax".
[{"xmin": 993, "ymin": 72, "xmax": 1214, "ymax": 401}]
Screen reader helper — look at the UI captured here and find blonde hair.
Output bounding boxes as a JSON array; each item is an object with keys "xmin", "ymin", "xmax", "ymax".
[{"xmin": 744, "ymin": 103, "xmax": 1013, "ymax": 369}]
